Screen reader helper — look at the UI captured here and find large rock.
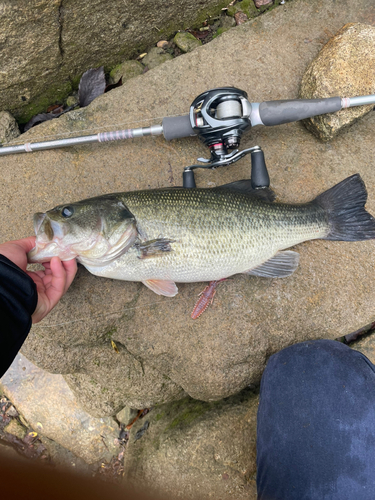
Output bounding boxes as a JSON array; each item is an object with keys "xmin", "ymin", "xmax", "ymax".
[
  {"xmin": 2, "ymin": 0, "xmax": 375, "ymax": 415},
  {"xmin": 351, "ymin": 330, "xmax": 375, "ymax": 365},
  {"xmin": 123, "ymin": 390, "xmax": 258, "ymax": 499},
  {"xmin": 0, "ymin": 111, "xmax": 20, "ymax": 144},
  {"xmin": 300, "ymin": 23, "xmax": 375, "ymax": 141},
  {"xmin": 0, "ymin": 0, "xmax": 228, "ymax": 123},
  {"xmin": 109, "ymin": 61, "xmax": 144, "ymax": 85},
  {"xmin": 142, "ymin": 47, "xmax": 173, "ymax": 70},
  {"xmin": 173, "ymin": 32, "xmax": 202, "ymax": 53},
  {"xmin": 0, "ymin": 354, "xmax": 120, "ymax": 463}
]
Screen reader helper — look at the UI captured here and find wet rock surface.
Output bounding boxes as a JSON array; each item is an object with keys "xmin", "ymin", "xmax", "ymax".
[
  {"xmin": 1, "ymin": 354, "xmax": 120, "ymax": 464},
  {"xmin": 0, "ymin": 111, "xmax": 20, "ymax": 143},
  {"xmin": 227, "ymin": 0, "xmax": 259, "ymax": 19},
  {"xmin": 0, "ymin": 392, "xmax": 97, "ymax": 474},
  {"xmin": 351, "ymin": 330, "xmax": 375, "ymax": 365},
  {"xmin": 300, "ymin": 23, "xmax": 375, "ymax": 141},
  {"xmin": 123, "ymin": 390, "xmax": 258, "ymax": 499}
]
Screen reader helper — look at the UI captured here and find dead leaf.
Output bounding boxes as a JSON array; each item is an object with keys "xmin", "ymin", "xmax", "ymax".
[
  {"xmin": 105, "ymin": 77, "xmax": 123, "ymax": 93},
  {"xmin": 78, "ymin": 67, "xmax": 106, "ymax": 107},
  {"xmin": 235, "ymin": 11, "xmax": 248, "ymax": 24},
  {"xmin": 23, "ymin": 112, "xmax": 61, "ymax": 132},
  {"xmin": 189, "ymin": 29, "xmax": 211, "ymax": 40},
  {"xmin": 254, "ymin": 0, "xmax": 273, "ymax": 6},
  {"xmin": 111, "ymin": 340, "xmax": 120, "ymax": 353},
  {"xmin": 46, "ymin": 104, "xmax": 64, "ymax": 114}
]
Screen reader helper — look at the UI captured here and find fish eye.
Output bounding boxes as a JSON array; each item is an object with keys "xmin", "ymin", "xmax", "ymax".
[{"xmin": 61, "ymin": 206, "xmax": 74, "ymax": 218}]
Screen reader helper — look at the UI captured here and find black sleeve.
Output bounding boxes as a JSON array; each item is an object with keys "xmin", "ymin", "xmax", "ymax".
[{"xmin": 0, "ymin": 255, "xmax": 37, "ymax": 377}]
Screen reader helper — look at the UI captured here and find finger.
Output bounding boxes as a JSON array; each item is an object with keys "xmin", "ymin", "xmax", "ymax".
[
  {"xmin": 61, "ymin": 259, "xmax": 77, "ymax": 294},
  {"xmin": 41, "ymin": 274, "xmax": 53, "ymax": 287},
  {"xmin": 48, "ymin": 257, "xmax": 77, "ymax": 297},
  {"xmin": 44, "ymin": 257, "xmax": 70, "ymax": 309},
  {"xmin": 0, "ymin": 237, "xmax": 36, "ymax": 270},
  {"xmin": 34, "ymin": 270, "xmax": 47, "ymax": 279},
  {"xmin": 12, "ymin": 236, "xmax": 37, "ymax": 254}
]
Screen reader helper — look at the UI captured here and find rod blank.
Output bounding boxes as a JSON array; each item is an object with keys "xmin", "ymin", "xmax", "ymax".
[{"xmin": 0, "ymin": 125, "xmax": 164, "ymax": 156}]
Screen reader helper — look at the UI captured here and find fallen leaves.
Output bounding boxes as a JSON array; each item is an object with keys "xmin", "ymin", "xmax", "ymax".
[
  {"xmin": 78, "ymin": 67, "xmax": 106, "ymax": 108},
  {"xmin": 23, "ymin": 66, "xmax": 121, "ymax": 133},
  {"xmin": 0, "ymin": 396, "xmax": 49, "ymax": 461}
]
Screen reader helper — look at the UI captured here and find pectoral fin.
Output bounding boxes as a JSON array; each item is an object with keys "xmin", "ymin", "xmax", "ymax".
[
  {"xmin": 136, "ymin": 238, "xmax": 175, "ymax": 259},
  {"xmin": 244, "ymin": 250, "xmax": 300, "ymax": 278},
  {"xmin": 143, "ymin": 279, "xmax": 178, "ymax": 297}
]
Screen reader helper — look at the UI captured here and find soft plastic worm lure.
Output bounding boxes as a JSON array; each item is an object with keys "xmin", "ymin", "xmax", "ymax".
[{"xmin": 191, "ymin": 279, "xmax": 226, "ymax": 319}]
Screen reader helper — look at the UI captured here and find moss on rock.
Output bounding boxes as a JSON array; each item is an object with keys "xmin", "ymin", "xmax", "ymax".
[{"xmin": 14, "ymin": 80, "xmax": 72, "ymax": 124}]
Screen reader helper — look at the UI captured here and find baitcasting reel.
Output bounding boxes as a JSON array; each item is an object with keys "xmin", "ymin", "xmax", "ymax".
[
  {"xmin": 190, "ymin": 87, "xmax": 251, "ymax": 151},
  {"xmin": 183, "ymin": 87, "xmax": 268, "ymax": 188}
]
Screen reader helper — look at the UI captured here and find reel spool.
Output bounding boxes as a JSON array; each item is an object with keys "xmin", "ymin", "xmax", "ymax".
[{"xmin": 189, "ymin": 87, "xmax": 252, "ymax": 153}]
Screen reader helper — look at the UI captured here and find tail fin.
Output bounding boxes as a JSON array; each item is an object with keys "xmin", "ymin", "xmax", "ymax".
[{"xmin": 315, "ymin": 174, "xmax": 375, "ymax": 241}]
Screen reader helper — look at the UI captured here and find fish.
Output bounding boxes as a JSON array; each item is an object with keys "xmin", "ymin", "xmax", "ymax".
[{"xmin": 28, "ymin": 174, "xmax": 375, "ymax": 305}]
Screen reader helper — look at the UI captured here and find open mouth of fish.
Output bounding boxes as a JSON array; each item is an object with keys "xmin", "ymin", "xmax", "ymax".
[{"xmin": 28, "ymin": 213, "xmax": 78, "ymax": 262}]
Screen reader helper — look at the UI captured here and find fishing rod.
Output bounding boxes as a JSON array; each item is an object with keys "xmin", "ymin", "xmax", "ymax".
[{"xmin": 1, "ymin": 87, "xmax": 375, "ymax": 188}]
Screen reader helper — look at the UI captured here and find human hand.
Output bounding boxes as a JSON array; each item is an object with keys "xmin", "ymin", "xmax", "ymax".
[{"xmin": 0, "ymin": 237, "xmax": 77, "ymax": 323}]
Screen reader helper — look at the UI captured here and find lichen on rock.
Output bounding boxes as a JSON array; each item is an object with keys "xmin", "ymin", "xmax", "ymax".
[
  {"xmin": 123, "ymin": 390, "xmax": 259, "ymax": 499},
  {"xmin": 109, "ymin": 60, "xmax": 144, "ymax": 85},
  {"xmin": 173, "ymin": 32, "xmax": 202, "ymax": 53}
]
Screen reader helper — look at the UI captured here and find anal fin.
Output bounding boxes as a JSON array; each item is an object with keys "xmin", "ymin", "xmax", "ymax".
[
  {"xmin": 143, "ymin": 279, "xmax": 178, "ymax": 297},
  {"xmin": 244, "ymin": 250, "xmax": 300, "ymax": 278}
]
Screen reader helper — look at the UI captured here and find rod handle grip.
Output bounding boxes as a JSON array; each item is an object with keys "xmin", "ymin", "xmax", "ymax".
[
  {"xmin": 259, "ymin": 97, "xmax": 342, "ymax": 126},
  {"xmin": 162, "ymin": 115, "xmax": 196, "ymax": 140}
]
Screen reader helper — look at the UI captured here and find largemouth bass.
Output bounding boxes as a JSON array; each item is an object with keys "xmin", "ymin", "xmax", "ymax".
[{"xmin": 28, "ymin": 174, "xmax": 375, "ymax": 298}]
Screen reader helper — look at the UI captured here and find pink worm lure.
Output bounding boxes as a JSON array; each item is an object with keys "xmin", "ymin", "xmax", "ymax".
[{"xmin": 191, "ymin": 279, "xmax": 226, "ymax": 319}]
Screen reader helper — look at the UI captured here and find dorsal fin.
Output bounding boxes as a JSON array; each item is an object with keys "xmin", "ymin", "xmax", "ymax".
[{"xmin": 213, "ymin": 179, "xmax": 276, "ymax": 202}]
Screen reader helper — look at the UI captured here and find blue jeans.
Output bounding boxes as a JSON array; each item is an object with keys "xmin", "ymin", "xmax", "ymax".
[{"xmin": 256, "ymin": 339, "xmax": 375, "ymax": 500}]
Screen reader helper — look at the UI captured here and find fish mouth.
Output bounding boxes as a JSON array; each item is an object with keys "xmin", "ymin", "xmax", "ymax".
[
  {"xmin": 28, "ymin": 213, "xmax": 76, "ymax": 263},
  {"xmin": 28, "ymin": 241, "xmax": 61, "ymax": 262},
  {"xmin": 33, "ymin": 212, "xmax": 47, "ymax": 234},
  {"xmin": 28, "ymin": 240, "xmax": 78, "ymax": 263},
  {"xmin": 28, "ymin": 212, "xmax": 138, "ymax": 265}
]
